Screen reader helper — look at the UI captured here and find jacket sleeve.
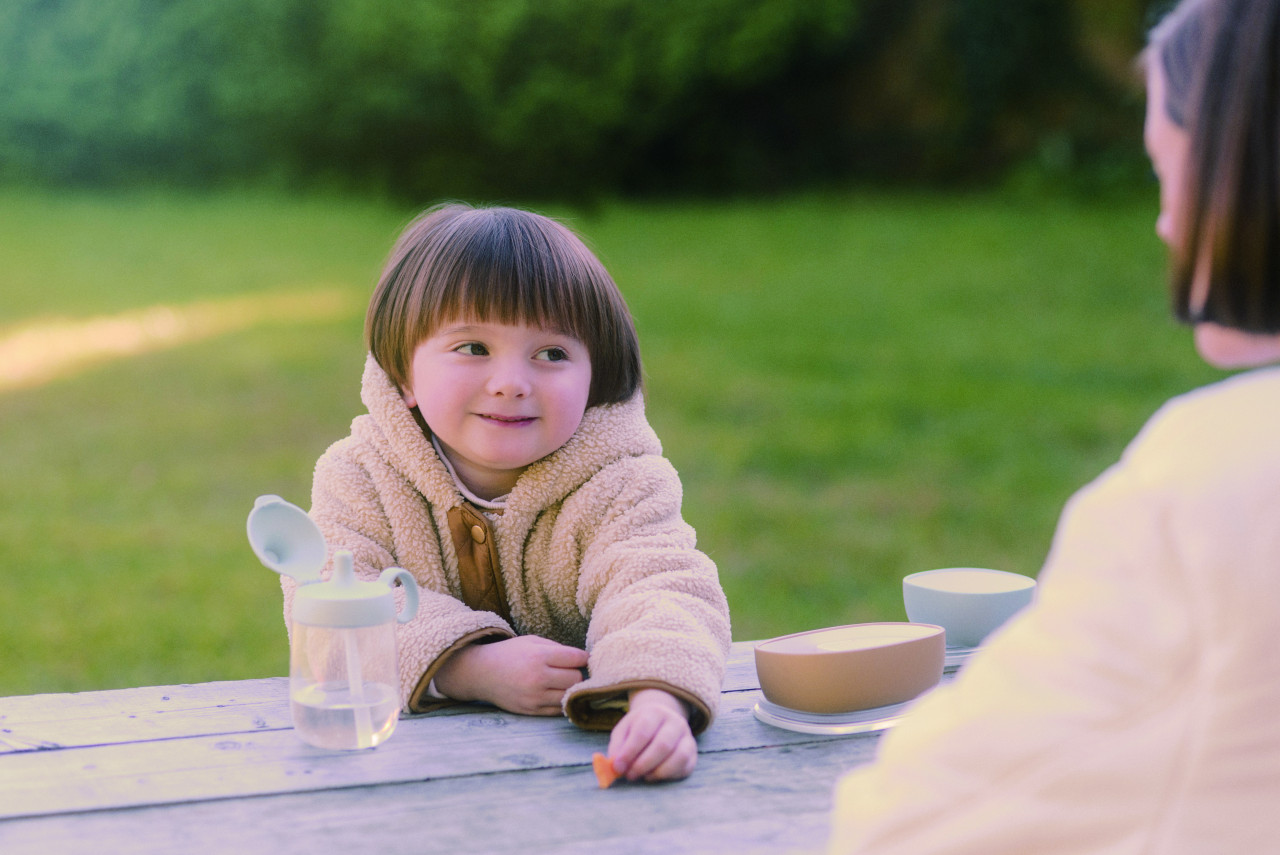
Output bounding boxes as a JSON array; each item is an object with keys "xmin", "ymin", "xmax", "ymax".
[
  {"xmin": 827, "ymin": 454, "xmax": 1201, "ymax": 854},
  {"xmin": 561, "ymin": 455, "xmax": 732, "ymax": 734},
  {"xmin": 289, "ymin": 437, "xmax": 514, "ymax": 714}
]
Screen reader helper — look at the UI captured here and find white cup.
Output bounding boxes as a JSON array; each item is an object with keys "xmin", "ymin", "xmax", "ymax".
[{"xmin": 903, "ymin": 567, "xmax": 1036, "ymax": 648}]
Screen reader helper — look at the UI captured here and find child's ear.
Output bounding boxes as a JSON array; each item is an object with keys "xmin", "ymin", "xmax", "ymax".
[{"xmin": 396, "ymin": 376, "xmax": 417, "ymax": 409}]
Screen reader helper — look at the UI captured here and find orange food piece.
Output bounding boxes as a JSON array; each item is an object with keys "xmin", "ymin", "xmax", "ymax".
[{"xmin": 592, "ymin": 752, "xmax": 619, "ymax": 789}]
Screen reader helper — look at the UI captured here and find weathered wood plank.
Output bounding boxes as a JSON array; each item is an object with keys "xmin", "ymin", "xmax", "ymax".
[
  {"xmin": 0, "ymin": 634, "xmax": 946, "ymax": 822},
  {"xmin": 723, "ymin": 640, "xmax": 760, "ymax": 691},
  {"xmin": 0, "ymin": 685, "xmax": 872, "ymax": 820},
  {"xmin": 0, "ymin": 640, "xmax": 892, "ymax": 852},
  {"xmin": 0, "ymin": 642, "xmax": 762, "ymax": 756},
  {"xmin": 0, "ymin": 733, "xmax": 868, "ymax": 855},
  {"xmin": 0, "ymin": 678, "xmax": 292, "ymax": 754}
]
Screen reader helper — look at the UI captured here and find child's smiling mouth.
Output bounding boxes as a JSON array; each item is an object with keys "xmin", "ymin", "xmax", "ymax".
[{"xmin": 480, "ymin": 413, "xmax": 536, "ymax": 425}]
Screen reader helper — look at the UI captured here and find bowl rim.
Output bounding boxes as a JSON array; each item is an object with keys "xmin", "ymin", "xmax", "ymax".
[
  {"xmin": 754, "ymin": 621, "xmax": 945, "ymax": 656},
  {"xmin": 903, "ymin": 567, "xmax": 1036, "ymax": 592}
]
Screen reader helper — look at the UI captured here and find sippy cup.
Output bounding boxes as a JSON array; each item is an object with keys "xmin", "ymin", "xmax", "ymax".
[{"xmin": 247, "ymin": 495, "xmax": 419, "ymax": 750}]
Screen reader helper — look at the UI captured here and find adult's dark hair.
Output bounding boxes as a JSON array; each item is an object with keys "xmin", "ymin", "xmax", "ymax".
[
  {"xmin": 365, "ymin": 203, "xmax": 643, "ymax": 408},
  {"xmin": 1150, "ymin": 0, "xmax": 1280, "ymax": 332}
]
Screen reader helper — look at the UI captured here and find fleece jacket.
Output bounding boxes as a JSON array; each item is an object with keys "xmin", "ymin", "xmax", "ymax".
[{"xmin": 282, "ymin": 355, "xmax": 731, "ymax": 733}]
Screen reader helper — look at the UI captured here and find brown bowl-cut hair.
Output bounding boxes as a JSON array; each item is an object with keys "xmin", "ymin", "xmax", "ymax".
[
  {"xmin": 1149, "ymin": 0, "xmax": 1280, "ymax": 332},
  {"xmin": 366, "ymin": 203, "xmax": 643, "ymax": 408}
]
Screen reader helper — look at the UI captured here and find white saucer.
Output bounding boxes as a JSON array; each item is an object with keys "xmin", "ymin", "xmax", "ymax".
[
  {"xmin": 752, "ymin": 697, "xmax": 915, "ymax": 735},
  {"xmin": 944, "ymin": 645, "xmax": 981, "ymax": 672}
]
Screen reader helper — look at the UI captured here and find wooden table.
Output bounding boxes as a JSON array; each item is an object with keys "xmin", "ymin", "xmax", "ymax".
[{"xmin": 0, "ymin": 641, "xmax": 931, "ymax": 855}]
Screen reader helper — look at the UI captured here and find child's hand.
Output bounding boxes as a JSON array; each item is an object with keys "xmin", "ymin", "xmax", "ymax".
[
  {"xmin": 607, "ymin": 688, "xmax": 697, "ymax": 782},
  {"xmin": 434, "ymin": 635, "xmax": 588, "ymax": 716}
]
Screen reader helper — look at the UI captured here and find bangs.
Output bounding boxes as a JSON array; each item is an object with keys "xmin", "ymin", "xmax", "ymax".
[{"xmin": 416, "ymin": 209, "xmax": 597, "ymax": 344}]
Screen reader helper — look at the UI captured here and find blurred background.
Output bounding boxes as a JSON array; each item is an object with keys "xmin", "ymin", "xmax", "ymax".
[
  {"xmin": 2, "ymin": 0, "xmax": 1157, "ymax": 198},
  {"xmin": 2, "ymin": 0, "xmax": 1212, "ymax": 696}
]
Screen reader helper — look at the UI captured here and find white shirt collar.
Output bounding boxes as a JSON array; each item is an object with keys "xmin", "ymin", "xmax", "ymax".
[{"xmin": 430, "ymin": 435, "xmax": 509, "ymax": 512}]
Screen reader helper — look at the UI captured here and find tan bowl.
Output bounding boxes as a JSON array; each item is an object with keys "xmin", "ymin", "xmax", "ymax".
[{"xmin": 755, "ymin": 622, "xmax": 945, "ymax": 714}]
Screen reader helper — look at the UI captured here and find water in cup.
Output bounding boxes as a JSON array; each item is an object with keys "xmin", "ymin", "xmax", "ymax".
[{"xmin": 291, "ymin": 680, "xmax": 400, "ymax": 750}]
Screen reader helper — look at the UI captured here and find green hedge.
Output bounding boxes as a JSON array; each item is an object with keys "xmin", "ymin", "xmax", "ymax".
[{"xmin": 0, "ymin": 0, "xmax": 1152, "ymax": 199}]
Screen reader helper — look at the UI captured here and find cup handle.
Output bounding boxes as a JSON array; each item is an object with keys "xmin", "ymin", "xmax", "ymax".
[{"xmin": 378, "ymin": 567, "xmax": 419, "ymax": 623}]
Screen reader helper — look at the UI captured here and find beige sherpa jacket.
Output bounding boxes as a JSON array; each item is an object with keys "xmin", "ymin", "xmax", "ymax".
[{"xmin": 282, "ymin": 354, "xmax": 731, "ymax": 733}]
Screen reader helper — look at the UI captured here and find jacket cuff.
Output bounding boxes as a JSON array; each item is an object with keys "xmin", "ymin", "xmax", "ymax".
[
  {"xmin": 407, "ymin": 628, "xmax": 514, "ymax": 713},
  {"xmin": 564, "ymin": 680, "xmax": 712, "ymax": 735}
]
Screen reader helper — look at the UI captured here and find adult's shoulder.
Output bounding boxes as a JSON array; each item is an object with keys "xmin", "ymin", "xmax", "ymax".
[{"xmin": 1122, "ymin": 366, "xmax": 1280, "ymax": 491}]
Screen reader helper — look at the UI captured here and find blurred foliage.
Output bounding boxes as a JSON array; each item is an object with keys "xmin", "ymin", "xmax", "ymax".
[{"xmin": 0, "ymin": 0, "xmax": 1159, "ymax": 200}]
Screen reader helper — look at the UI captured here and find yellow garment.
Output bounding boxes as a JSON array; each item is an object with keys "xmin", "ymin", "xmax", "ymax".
[{"xmin": 830, "ymin": 367, "xmax": 1280, "ymax": 854}]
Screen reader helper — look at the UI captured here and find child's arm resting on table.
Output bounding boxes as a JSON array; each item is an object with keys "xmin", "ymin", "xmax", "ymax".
[{"xmin": 562, "ymin": 457, "xmax": 732, "ymax": 736}]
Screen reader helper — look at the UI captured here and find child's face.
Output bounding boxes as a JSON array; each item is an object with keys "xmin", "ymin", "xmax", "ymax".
[{"xmin": 400, "ymin": 319, "xmax": 593, "ymax": 500}]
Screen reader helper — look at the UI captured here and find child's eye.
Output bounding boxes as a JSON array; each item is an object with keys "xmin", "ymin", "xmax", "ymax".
[
  {"xmin": 455, "ymin": 342, "xmax": 488, "ymax": 356},
  {"xmin": 536, "ymin": 347, "xmax": 570, "ymax": 362}
]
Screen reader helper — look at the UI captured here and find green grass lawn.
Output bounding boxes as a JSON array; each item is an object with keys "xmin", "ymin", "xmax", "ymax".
[{"xmin": 0, "ymin": 186, "xmax": 1220, "ymax": 696}]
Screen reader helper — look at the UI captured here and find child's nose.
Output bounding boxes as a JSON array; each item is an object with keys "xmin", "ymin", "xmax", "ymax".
[{"xmin": 486, "ymin": 360, "xmax": 532, "ymax": 397}]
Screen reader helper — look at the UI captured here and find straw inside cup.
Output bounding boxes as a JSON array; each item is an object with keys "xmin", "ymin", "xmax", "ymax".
[{"xmin": 343, "ymin": 629, "xmax": 375, "ymax": 749}]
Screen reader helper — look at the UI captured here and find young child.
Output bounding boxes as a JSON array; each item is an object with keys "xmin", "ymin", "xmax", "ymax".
[
  {"xmin": 283, "ymin": 203, "xmax": 731, "ymax": 782},
  {"xmin": 828, "ymin": 0, "xmax": 1280, "ymax": 850}
]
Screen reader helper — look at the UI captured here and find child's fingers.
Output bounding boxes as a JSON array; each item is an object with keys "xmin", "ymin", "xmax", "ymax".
[
  {"xmin": 542, "ymin": 662, "xmax": 584, "ymax": 691},
  {"xmin": 641, "ymin": 738, "xmax": 697, "ymax": 781},
  {"xmin": 538, "ymin": 640, "xmax": 589, "ymax": 669},
  {"xmin": 605, "ymin": 717, "xmax": 634, "ymax": 769},
  {"xmin": 605, "ymin": 711, "xmax": 652, "ymax": 775},
  {"xmin": 607, "ymin": 690, "xmax": 697, "ymax": 781},
  {"xmin": 623, "ymin": 717, "xmax": 689, "ymax": 780}
]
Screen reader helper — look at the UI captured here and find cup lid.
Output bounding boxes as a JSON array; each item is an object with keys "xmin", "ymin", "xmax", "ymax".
[
  {"xmin": 246, "ymin": 495, "xmax": 326, "ymax": 584},
  {"xmin": 293, "ymin": 551, "xmax": 397, "ymax": 628}
]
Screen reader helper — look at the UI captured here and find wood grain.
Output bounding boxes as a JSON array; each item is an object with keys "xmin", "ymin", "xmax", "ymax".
[{"xmin": 0, "ymin": 641, "xmax": 913, "ymax": 855}]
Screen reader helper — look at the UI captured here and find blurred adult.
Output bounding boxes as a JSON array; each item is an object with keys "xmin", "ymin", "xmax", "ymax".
[{"xmin": 828, "ymin": 0, "xmax": 1280, "ymax": 851}]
